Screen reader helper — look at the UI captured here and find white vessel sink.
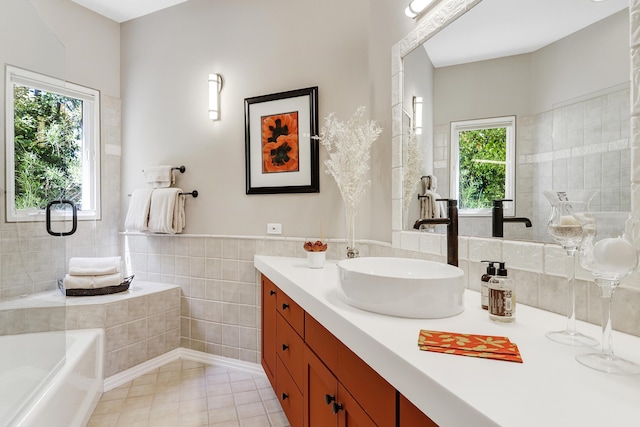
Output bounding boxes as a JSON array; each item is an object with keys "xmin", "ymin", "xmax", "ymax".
[{"xmin": 337, "ymin": 257, "xmax": 465, "ymax": 318}]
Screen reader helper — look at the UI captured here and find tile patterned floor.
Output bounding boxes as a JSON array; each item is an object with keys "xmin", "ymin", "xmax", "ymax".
[{"xmin": 87, "ymin": 359, "xmax": 290, "ymax": 427}]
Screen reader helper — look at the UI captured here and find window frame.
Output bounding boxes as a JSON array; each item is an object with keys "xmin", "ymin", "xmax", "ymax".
[
  {"xmin": 449, "ymin": 116, "xmax": 516, "ymax": 217},
  {"xmin": 5, "ymin": 65, "xmax": 101, "ymax": 222}
]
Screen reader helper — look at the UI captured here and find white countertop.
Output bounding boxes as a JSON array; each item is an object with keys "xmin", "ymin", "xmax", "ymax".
[{"xmin": 255, "ymin": 255, "xmax": 640, "ymax": 427}]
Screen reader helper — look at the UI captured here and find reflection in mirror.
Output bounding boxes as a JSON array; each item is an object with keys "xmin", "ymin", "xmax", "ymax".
[{"xmin": 402, "ymin": 0, "xmax": 630, "ymax": 243}]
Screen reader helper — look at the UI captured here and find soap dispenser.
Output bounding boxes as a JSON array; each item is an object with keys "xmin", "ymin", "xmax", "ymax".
[
  {"xmin": 480, "ymin": 261, "xmax": 497, "ymax": 310},
  {"xmin": 488, "ymin": 262, "xmax": 515, "ymax": 323}
]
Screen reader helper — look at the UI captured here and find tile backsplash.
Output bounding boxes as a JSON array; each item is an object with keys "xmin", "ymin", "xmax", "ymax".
[
  {"xmin": 1, "ymin": 230, "xmax": 639, "ymax": 367},
  {"xmin": 431, "ymin": 85, "xmax": 631, "ymax": 241}
]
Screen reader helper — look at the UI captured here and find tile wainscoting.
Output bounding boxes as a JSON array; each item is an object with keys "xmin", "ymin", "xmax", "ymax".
[
  {"xmin": 66, "ymin": 282, "xmax": 181, "ymax": 377},
  {"xmin": 123, "ymin": 232, "xmax": 640, "ymax": 366}
]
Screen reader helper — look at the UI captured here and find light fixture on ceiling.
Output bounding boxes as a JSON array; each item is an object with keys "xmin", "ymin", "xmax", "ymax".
[
  {"xmin": 208, "ymin": 73, "xmax": 223, "ymax": 121},
  {"xmin": 405, "ymin": 0, "xmax": 435, "ymax": 19},
  {"xmin": 412, "ymin": 96, "xmax": 423, "ymax": 135}
]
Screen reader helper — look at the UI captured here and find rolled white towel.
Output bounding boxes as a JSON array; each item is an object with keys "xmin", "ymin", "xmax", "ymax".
[
  {"xmin": 69, "ymin": 256, "xmax": 121, "ymax": 276},
  {"xmin": 125, "ymin": 188, "xmax": 153, "ymax": 231},
  {"xmin": 64, "ymin": 272, "xmax": 122, "ymax": 290},
  {"xmin": 144, "ymin": 165, "xmax": 175, "ymax": 188}
]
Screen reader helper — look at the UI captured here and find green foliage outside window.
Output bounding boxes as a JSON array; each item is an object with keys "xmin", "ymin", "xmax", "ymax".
[
  {"xmin": 13, "ymin": 86, "xmax": 83, "ymax": 210},
  {"xmin": 458, "ymin": 127, "xmax": 506, "ymax": 210}
]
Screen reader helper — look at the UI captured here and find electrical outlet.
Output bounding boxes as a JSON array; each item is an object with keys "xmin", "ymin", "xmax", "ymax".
[{"xmin": 267, "ymin": 223, "xmax": 282, "ymax": 235}]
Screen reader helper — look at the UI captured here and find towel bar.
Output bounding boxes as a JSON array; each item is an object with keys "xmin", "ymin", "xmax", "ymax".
[
  {"xmin": 127, "ymin": 190, "xmax": 199, "ymax": 197},
  {"xmin": 140, "ymin": 165, "xmax": 186, "ymax": 173}
]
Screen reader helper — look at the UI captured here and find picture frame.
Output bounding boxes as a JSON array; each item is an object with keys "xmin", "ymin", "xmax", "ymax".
[{"xmin": 244, "ymin": 86, "xmax": 319, "ymax": 194}]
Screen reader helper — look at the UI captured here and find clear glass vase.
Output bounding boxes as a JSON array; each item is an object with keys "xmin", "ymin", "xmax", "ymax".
[
  {"xmin": 543, "ymin": 190, "xmax": 598, "ymax": 347},
  {"xmin": 345, "ymin": 204, "xmax": 359, "ymax": 258},
  {"xmin": 576, "ymin": 212, "xmax": 640, "ymax": 375}
]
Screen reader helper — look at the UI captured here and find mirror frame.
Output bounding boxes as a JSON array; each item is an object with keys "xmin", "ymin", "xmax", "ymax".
[{"xmin": 391, "ymin": 0, "xmax": 639, "ymax": 250}]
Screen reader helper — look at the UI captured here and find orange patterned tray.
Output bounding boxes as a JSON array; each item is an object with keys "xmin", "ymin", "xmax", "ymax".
[{"xmin": 418, "ymin": 330, "xmax": 523, "ymax": 363}]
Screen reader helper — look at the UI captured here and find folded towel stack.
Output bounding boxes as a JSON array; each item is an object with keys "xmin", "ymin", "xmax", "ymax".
[
  {"xmin": 144, "ymin": 165, "xmax": 175, "ymax": 188},
  {"xmin": 64, "ymin": 256, "xmax": 123, "ymax": 290},
  {"xmin": 125, "ymin": 188, "xmax": 185, "ymax": 234}
]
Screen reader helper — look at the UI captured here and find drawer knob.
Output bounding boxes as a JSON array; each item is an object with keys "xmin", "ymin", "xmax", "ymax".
[
  {"xmin": 282, "ymin": 344, "xmax": 289, "ymax": 351},
  {"xmin": 332, "ymin": 402, "xmax": 344, "ymax": 414},
  {"xmin": 269, "ymin": 290, "xmax": 276, "ymax": 296},
  {"xmin": 281, "ymin": 393, "xmax": 289, "ymax": 401},
  {"xmin": 282, "ymin": 303, "xmax": 289, "ymax": 310},
  {"xmin": 324, "ymin": 394, "xmax": 336, "ymax": 405}
]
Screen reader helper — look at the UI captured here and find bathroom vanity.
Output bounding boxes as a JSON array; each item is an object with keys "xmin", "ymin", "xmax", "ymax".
[{"xmin": 255, "ymin": 255, "xmax": 640, "ymax": 426}]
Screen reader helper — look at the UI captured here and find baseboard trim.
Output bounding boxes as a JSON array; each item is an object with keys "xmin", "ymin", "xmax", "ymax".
[{"xmin": 103, "ymin": 348, "xmax": 265, "ymax": 391}]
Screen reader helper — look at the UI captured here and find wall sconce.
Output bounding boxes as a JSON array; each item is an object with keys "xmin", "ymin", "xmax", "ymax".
[
  {"xmin": 208, "ymin": 73, "xmax": 223, "ymax": 120},
  {"xmin": 405, "ymin": 0, "xmax": 434, "ymax": 19},
  {"xmin": 412, "ymin": 96, "xmax": 423, "ymax": 135}
]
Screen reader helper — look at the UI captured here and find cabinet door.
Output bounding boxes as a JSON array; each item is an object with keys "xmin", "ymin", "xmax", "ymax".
[
  {"xmin": 337, "ymin": 383, "xmax": 376, "ymax": 427},
  {"xmin": 399, "ymin": 394, "xmax": 438, "ymax": 427},
  {"xmin": 261, "ymin": 275, "xmax": 277, "ymax": 387},
  {"xmin": 304, "ymin": 346, "xmax": 338, "ymax": 427}
]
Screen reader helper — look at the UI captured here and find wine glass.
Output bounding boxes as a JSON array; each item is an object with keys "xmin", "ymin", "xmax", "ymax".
[
  {"xmin": 576, "ymin": 211, "xmax": 640, "ymax": 375},
  {"xmin": 544, "ymin": 190, "xmax": 598, "ymax": 347}
]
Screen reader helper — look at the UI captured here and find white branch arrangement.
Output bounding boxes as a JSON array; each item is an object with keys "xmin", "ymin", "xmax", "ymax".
[
  {"xmin": 316, "ymin": 106, "xmax": 382, "ymax": 213},
  {"xmin": 403, "ymin": 126, "xmax": 423, "ymax": 213}
]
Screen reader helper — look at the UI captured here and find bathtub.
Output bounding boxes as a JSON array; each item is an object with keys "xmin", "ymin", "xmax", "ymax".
[{"xmin": 2, "ymin": 329, "xmax": 104, "ymax": 427}]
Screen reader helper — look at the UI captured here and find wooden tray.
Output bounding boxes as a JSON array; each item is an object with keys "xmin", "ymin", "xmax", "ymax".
[{"xmin": 59, "ymin": 275, "xmax": 135, "ymax": 296}]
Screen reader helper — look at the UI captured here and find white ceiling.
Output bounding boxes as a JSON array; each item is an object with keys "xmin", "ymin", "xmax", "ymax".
[
  {"xmin": 423, "ymin": 0, "xmax": 629, "ymax": 67},
  {"xmin": 71, "ymin": 0, "xmax": 629, "ymax": 64},
  {"xmin": 71, "ymin": 0, "xmax": 188, "ymax": 23}
]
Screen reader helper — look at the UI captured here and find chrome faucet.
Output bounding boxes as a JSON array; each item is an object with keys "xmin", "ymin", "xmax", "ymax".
[
  {"xmin": 413, "ymin": 199, "xmax": 458, "ymax": 267},
  {"xmin": 492, "ymin": 199, "xmax": 532, "ymax": 238}
]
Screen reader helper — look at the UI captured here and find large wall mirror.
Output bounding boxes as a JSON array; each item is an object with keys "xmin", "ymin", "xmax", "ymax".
[{"xmin": 397, "ymin": 0, "xmax": 630, "ymax": 243}]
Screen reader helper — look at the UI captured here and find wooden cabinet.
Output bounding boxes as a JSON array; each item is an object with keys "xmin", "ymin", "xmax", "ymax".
[
  {"xmin": 398, "ymin": 394, "xmax": 438, "ymax": 427},
  {"xmin": 261, "ymin": 274, "xmax": 437, "ymax": 427}
]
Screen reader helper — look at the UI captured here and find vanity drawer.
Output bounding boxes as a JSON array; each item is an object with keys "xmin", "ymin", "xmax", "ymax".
[
  {"xmin": 276, "ymin": 356, "xmax": 303, "ymax": 427},
  {"xmin": 276, "ymin": 312, "xmax": 305, "ymax": 388},
  {"xmin": 304, "ymin": 312, "xmax": 338, "ymax": 373},
  {"xmin": 277, "ymin": 290, "xmax": 304, "ymax": 337}
]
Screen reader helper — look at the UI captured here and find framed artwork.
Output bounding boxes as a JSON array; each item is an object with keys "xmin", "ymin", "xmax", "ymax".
[{"xmin": 244, "ymin": 86, "xmax": 319, "ymax": 194}]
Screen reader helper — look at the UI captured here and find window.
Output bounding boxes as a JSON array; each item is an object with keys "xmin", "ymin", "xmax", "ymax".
[
  {"xmin": 5, "ymin": 65, "xmax": 100, "ymax": 222},
  {"xmin": 450, "ymin": 116, "xmax": 515, "ymax": 216}
]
